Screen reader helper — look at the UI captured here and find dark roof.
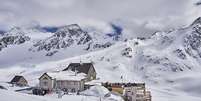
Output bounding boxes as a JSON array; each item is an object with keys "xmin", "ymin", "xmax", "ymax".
[
  {"xmin": 39, "ymin": 73, "xmax": 52, "ymax": 80},
  {"xmin": 11, "ymin": 76, "xmax": 24, "ymax": 83},
  {"xmin": 63, "ymin": 63, "xmax": 94, "ymax": 74}
]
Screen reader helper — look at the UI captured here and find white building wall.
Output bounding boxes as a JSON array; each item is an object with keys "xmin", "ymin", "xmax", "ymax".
[
  {"xmin": 39, "ymin": 75, "xmax": 54, "ymax": 90},
  {"xmin": 56, "ymin": 80, "xmax": 84, "ymax": 92},
  {"xmin": 123, "ymin": 87, "xmax": 145, "ymax": 101},
  {"xmin": 39, "ymin": 73, "xmax": 85, "ymax": 92}
]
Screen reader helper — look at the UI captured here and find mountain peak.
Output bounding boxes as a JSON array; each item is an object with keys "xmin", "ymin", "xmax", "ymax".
[
  {"xmin": 4, "ymin": 27, "xmax": 26, "ymax": 36},
  {"xmin": 57, "ymin": 24, "xmax": 81, "ymax": 31},
  {"xmin": 65, "ymin": 24, "xmax": 81, "ymax": 29}
]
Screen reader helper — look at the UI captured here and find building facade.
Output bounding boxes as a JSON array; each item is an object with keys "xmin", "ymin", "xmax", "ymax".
[
  {"xmin": 63, "ymin": 63, "xmax": 96, "ymax": 81},
  {"xmin": 56, "ymin": 80, "xmax": 84, "ymax": 92},
  {"xmin": 39, "ymin": 72, "xmax": 85, "ymax": 92},
  {"xmin": 123, "ymin": 87, "xmax": 145, "ymax": 101},
  {"xmin": 39, "ymin": 73, "xmax": 55, "ymax": 90},
  {"xmin": 123, "ymin": 84, "xmax": 151, "ymax": 101},
  {"xmin": 10, "ymin": 75, "xmax": 28, "ymax": 86}
]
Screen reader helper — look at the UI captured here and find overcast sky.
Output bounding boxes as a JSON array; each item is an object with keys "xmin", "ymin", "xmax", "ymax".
[{"xmin": 0, "ymin": 0, "xmax": 201, "ymax": 36}]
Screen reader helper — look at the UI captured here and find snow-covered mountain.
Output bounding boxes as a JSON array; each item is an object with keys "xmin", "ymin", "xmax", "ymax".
[
  {"xmin": 29, "ymin": 24, "xmax": 120, "ymax": 56},
  {"xmin": 0, "ymin": 24, "xmax": 121, "ymax": 53},
  {"xmin": 1, "ymin": 17, "xmax": 201, "ymax": 101},
  {"xmin": 0, "ymin": 23, "xmax": 122, "ymax": 67},
  {"xmin": 29, "ymin": 24, "xmax": 93, "ymax": 56},
  {"xmin": 0, "ymin": 27, "xmax": 30, "ymax": 51}
]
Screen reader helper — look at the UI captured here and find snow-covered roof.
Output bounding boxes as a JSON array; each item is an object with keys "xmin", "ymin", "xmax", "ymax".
[
  {"xmin": 46, "ymin": 71, "xmax": 86, "ymax": 81},
  {"xmin": 63, "ymin": 63, "xmax": 95, "ymax": 75},
  {"xmin": 84, "ymin": 80, "xmax": 102, "ymax": 85}
]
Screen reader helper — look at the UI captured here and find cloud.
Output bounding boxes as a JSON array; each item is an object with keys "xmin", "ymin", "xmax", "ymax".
[{"xmin": 0, "ymin": 0, "xmax": 200, "ymax": 36}]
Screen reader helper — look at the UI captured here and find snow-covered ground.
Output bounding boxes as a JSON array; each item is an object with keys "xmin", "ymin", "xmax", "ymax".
[
  {"xmin": 0, "ymin": 85, "xmax": 124, "ymax": 101},
  {"xmin": 0, "ymin": 89, "xmax": 102, "ymax": 101},
  {"xmin": 1, "ymin": 18, "xmax": 201, "ymax": 101},
  {"xmin": 1, "ymin": 40, "xmax": 201, "ymax": 101}
]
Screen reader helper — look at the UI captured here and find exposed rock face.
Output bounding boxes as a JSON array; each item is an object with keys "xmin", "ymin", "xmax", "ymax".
[
  {"xmin": 173, "ymin": 49, "xmax": 186, "ymax": 60},
  {"xmin": 121, "ymin": 47, "xmax": 133, "ymax": 58},
  {"xmin": 30, "ymin": 24, "xmax": 92, "ymax": 55},
  {"xmin": 139, "ymin": 55, "xmax": 191, "ymax": 72},
  {"xmin": 0, "ymin": 24, "xmax": 120, "ymax": 56},
  {"xmin": 184, "ymin": 17, "xmax": 201, "ymax": 59},
  {"xmin": 29, "ymin": 24, "xmax": 120, "ymax": 56},
  {"xmin": 130, "ymin": 17, "xmax": 201, "ymax": 76},
  {"xmin": 93, "ymin": 42, "xmax": 112, "ymax": 49},
  {"xmin": 0, "ymin": 27, "xmax": 30, "ymax": 51}
]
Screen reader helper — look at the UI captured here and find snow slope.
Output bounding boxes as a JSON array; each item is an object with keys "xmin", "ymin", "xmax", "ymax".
[
  {"xmin": 0, "ymin": 85, "xmax": 123, "ymax": 101},
  {"xmin": 0, "ymin": 24, "xmax": 121, "ymax": 68},
  {"xmin": 0, "ymin": 89, "xmax": 104, "ymax": 101},
  {"xmin": 1, "ymin": 17, "xmax": 201, "ymax": 101}
]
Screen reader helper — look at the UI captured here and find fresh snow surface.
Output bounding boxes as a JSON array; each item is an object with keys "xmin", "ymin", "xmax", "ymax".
[
  {"xmin": 1, "ymin": 40, "xmax": 201, "ymax": 101},
  {"xmin": 0, "ymin": 89, "xmax": 105, "ymax": 101},
  {"xmin": 0, "ymin": 85, "xmax": 124, "ymax": 101},
  {"xmin": 81, "ymin": 85, "xmax": 110, "ymax": 97},
  {"xmin": 46, "ymin": 71, "xmax": 86, "ymax": 81},
  {"xmin": 81, "ymin": 85, "xmax": 124, "ymax": 101},
  {"xmin": 2, "ymin": 19, "xmax": 201, "ymax": 101}
]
